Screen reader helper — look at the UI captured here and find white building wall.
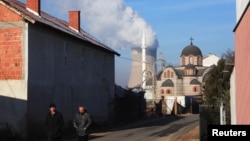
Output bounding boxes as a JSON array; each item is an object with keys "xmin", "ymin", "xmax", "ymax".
[
  {"xmin": 236, "ymin": 0, "xmax": 250, "ymax": 22},
  {"xmin": 230, "ymin": 67, "xmax": 236, "ymax": 124},
  {"xmin": 202, "ymin": 53, "xmax": 220, "ymax": 67}
]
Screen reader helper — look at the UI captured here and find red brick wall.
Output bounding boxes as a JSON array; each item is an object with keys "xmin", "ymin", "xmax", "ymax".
[
  {"xmin": 0, "ymin": 4, "xmax": 23, "ymax": 80},
  {"xmin": 0, "ymin": 28, "xmax": 23, "ymax": 80},
  {"xmin": 235, "ymin": 5, "xmax": 250, "ymax": 124},
  {"xmin": 0, "ymin": 4, "xmax": 23, "ymax": 21}
]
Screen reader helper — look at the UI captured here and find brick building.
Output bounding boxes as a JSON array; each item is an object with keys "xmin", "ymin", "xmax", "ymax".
[{"xmin": 0, "ymin": 0, "xmax": 119, "ymax": 137}]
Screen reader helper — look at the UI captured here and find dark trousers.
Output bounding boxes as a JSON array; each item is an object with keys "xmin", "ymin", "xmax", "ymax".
[
  {"xmin": 78, "ymin": 134, "xmax": 88, "ymax": 141},
  {"xmin": 48, "ymin": 136, "xmax": 61, "ymax": 141}
]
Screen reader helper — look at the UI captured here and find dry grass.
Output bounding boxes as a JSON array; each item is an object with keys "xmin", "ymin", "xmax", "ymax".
[{"xmin": 176, "ymin": 125, "xmax": 199, "ymax": 141}]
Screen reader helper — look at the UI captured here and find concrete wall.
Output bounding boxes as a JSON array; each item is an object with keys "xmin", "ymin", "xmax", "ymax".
[
  {"xmin": 235, "ymin": 4, "xmax": 250, "ymax": 124},
  {"xmin": 27, "ymin": 23, "xmax": 115, "ymax": 127}
]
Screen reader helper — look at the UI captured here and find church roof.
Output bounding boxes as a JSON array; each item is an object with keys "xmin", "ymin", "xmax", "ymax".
[
  {"xmin": 190, "ymin": 79, "xmax": 201, "ymax": 85},
  {"xmin": 181, "ymin": 39, "xmax": 202, "ymax": 57},
  {"xmin": 161, "ymin": 79, "xmax": 174, "ymax": 87},
  {"xmin": 185, "ymin": 64, "xmax": 196, "ymax": 69}
]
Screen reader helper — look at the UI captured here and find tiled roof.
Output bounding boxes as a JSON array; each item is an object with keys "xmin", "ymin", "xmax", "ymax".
[{"xmin": 1, "ymin": 0, "xmax": 120, "ymax": 56}]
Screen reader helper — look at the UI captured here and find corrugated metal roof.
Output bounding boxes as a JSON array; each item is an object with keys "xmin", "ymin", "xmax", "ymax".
[{"xmin": 1, "ymin": 0, "xmax": 120, "ymax": 56}]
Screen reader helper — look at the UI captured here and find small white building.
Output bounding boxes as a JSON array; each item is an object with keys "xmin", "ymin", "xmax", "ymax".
[{"xmin": 202, "ymin": 53, "xmax": 220, "ymax": 67}]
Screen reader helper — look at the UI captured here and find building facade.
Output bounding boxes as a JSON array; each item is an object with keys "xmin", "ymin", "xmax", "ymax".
[
  {"xmin": 0, "ymin": 0, "xmax": 119, "ymax": 136},
  {"xmin": 233, "ymin": 0, "xmax": 250, "ymax": 124},
  {"xmin": 156, "ymin": 41, "xmax": 212, "ymax": 114}
]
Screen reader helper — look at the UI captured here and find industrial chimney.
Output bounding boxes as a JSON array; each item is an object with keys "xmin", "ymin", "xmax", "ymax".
[{"xmin": 127, "ymin": 47, "xmax": 157, "ymax": 89}]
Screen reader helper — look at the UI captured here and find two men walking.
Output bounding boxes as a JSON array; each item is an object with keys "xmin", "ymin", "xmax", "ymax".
[{"xmin": 45, "ymin": 103, "xmax": 92, "ymax": 141}]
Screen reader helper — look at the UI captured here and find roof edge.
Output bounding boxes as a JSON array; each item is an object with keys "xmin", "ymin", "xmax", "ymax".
[
  {"xmin": 233, "ymin": 1, "xmax": 250, "ymax": 32},
  {"xmin": 0, "ymin": 0, "xmax": 35, "ymax": 23}
]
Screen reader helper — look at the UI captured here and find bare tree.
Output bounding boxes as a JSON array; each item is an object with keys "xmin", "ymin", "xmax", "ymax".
[{"xmin": 221, "ymin": 48, "xmax": 234, "ymax": 63}]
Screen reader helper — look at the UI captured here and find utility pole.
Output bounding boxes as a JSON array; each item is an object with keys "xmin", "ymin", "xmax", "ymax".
[{"xmin": 220, "ymin": 102, "xmax": 226, "ymax": 125}]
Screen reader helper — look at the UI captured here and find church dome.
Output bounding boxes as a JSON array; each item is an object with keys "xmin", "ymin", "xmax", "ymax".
[{"xmin": 181, "ymin": 42, "xmax": 202, "ymax": 57}]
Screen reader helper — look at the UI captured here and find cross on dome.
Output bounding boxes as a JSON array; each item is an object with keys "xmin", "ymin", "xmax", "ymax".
[{"xmin": 190, "ymin": 37, "xmax": 194, "ymax": 45}]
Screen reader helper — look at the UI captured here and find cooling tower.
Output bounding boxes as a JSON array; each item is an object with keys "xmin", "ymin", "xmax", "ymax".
[{"xmin": 128, "ymin": 47, "xmax": 157, "ymax": 88}]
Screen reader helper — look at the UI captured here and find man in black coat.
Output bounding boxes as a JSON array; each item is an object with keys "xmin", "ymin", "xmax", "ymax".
[
  {"xmin": 45, "ymin": 103, "xmax": 64, "ymax": 141},
  {"xmin": 73, "ymin": 105, "xmax": 92, "ymax": 141}
]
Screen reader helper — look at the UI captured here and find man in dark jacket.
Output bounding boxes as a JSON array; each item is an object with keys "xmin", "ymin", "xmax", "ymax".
[
  {"xmin": 73, "ymin": 105, "xmax": 92, "ymax": 141},
  {"xmin": 45, "ymin": 103, "xmax": 64, "ymax": 141}
]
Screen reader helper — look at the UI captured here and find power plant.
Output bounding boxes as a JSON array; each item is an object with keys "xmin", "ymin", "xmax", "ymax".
[
  {"xmin": 128, "ymin": 32, "xmax": 157, "ymax": 102},
  {"xmin": 127, "ymin": 47, "xmax": 157, "ymax": 88}
]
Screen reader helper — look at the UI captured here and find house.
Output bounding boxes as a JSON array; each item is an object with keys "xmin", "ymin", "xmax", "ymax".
[
  {"xmin": 0, "ymin": 0, "xmax": 119, "ymax": 137},
  {"xmin": 232, "ymin": 0, "xmax": 250, "ymax": 124}
]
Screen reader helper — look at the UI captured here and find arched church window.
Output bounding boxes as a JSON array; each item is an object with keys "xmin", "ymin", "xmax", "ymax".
[
  {"xmin": 171, "ymin": 72, "xmax": 174, "ymax": 78},
  {"xmin": 189, "ymin": 56, "xmax": 193, "ymax": 64},
  {"xmin": 167, "ymin": 70, "xmax": 170, "ymax": 78},
  {"xmin": 190, "ymin": 69, "xmax": 193, "ymax": 75},
  {"xmin": 193, "ymin": 86, "xmax": 197, "ymax": 92},
  {"xmin": 161, "ymin": 89, "xmax": 164, "ymax": 94},
  {"xmin": 185, "ymin": 56, "xmax": 189, "ymax": 65},
  {"xmin": 166, "ymin": 89, "xmax": 171, "ymax": 94},
  {"xmin": 194, "ymin": 57, "xmax": 197, "ymax": 65},
  {"xmin": 182, "ymin": 56, "xmax": 185, "ymax": 65},
  {"xmin": 164, "ymin": 72, "xmax": 166, "ymax": 78}
]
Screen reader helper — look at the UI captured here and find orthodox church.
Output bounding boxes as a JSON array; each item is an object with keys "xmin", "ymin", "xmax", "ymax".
[{"xmin": 155, "ymin": 39, "xmax": 214, "ymax": 114}]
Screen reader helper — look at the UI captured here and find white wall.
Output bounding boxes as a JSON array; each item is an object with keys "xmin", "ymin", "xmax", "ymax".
[
  {"xmin": 202, "ymin": 54, "xmax": 220, "ymax": 67},
  {"xmin": 230, "ymin": 67, "xmax": 236, "ymax": 124},
  {"xmin": 236, "ymin": 0, "xmax": 250, "ymax": 22}
]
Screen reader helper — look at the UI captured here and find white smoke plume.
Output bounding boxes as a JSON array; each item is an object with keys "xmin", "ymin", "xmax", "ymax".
[{"xmin": 50, "ymin": 0, "xmax": 158, "ymax": 49}]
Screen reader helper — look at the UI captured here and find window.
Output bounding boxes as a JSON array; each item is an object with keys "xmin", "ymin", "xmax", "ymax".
[
  {"xmin": 194, "ymin": 57, "xmax": 197, "ymax": 65},
  {"xmin": 166, "ymin": 89, "xmax": 171, "ymax": 94},
  {"xmin": 161, "ymin": 89, "xmax": 164, "ymax": 94},
  {"xmin": 185, "ymin": 57, "xmax": 189, "ymax": 65},
  {"xmin": 193, "ymin": 87, "xmax": 197, "ymax": 92},
  {"xmin": 167, "ymin": 70, "xmax": 170, "ymax": 78},
  {"xmin": 164, "ymin": 72, "xmax": 166, "ymax": 78},
  {"xmin": 182, "ymin": 56, "xmax": 185, "ymax": 65},
  {"xmin": 189, "ymin": 56, "xmax": 193, "ymax": 64},
  {"xmin": 171, "ymin": 72, "xmax": 174, "ymax": 78}
]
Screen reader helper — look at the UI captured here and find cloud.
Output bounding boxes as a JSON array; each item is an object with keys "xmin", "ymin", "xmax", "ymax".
[{"xmin": 46, "ymin": 0, "xmax": 158, "ymax": 49}]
